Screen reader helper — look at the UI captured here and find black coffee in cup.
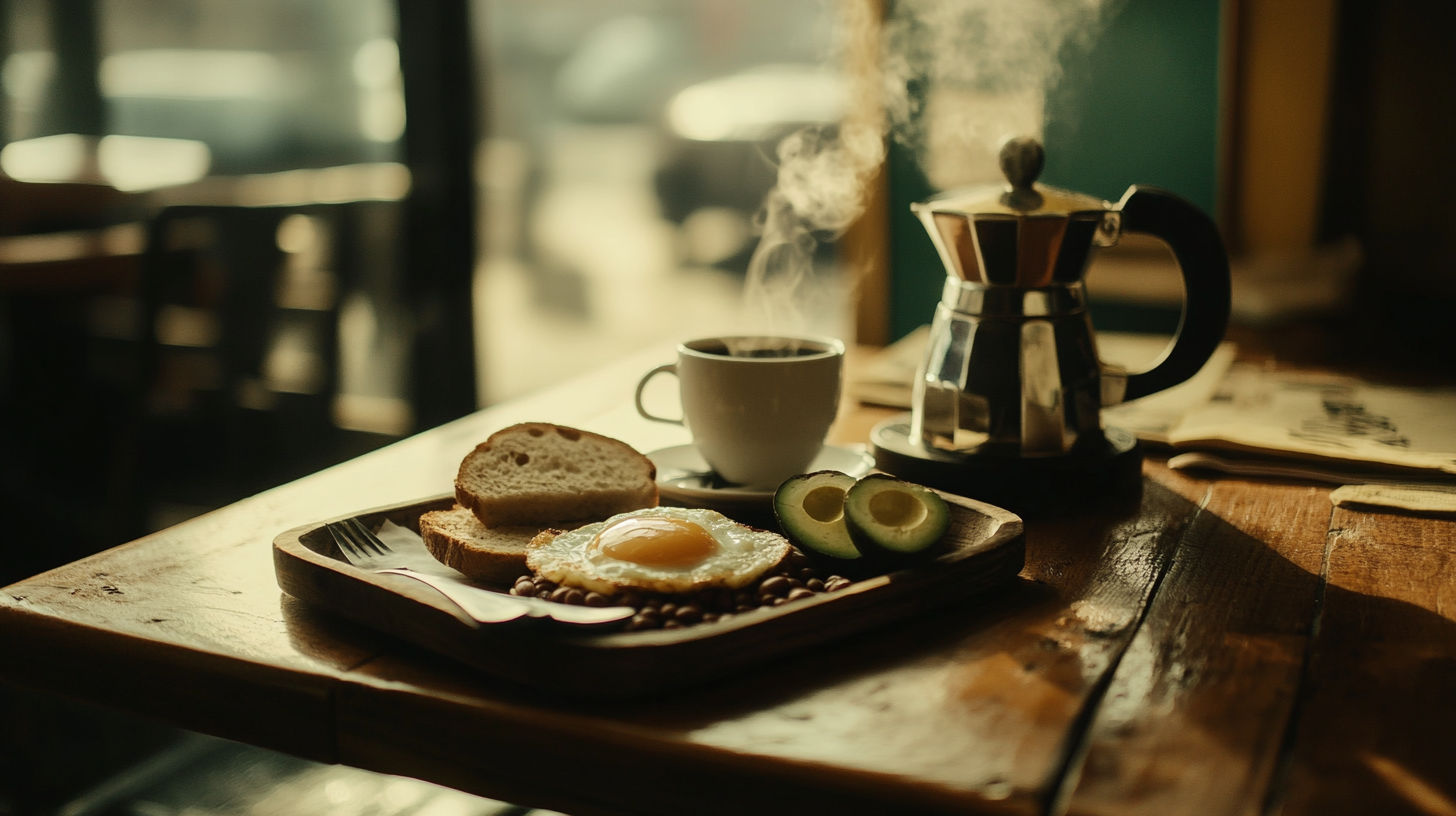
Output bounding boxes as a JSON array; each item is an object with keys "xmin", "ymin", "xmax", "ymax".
[{"xmin": 688, "ymin": 339, "xmax": 831, "ymax": 359}]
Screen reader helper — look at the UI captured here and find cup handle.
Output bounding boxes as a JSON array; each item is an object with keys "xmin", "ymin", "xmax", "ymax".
[{"xmin": 635, "ymin": 364, "xmax": 683, "ymax": 425}]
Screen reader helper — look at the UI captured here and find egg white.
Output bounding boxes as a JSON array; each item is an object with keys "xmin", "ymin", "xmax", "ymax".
[{"xmin": 526, "ymin": 506, "xmax": 790, "ymax": 595}]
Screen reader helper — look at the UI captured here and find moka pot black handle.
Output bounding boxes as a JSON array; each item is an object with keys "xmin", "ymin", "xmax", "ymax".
[{"xmin": 1114, "ymin": 185, "xmax": 1231, "ymax": 402}]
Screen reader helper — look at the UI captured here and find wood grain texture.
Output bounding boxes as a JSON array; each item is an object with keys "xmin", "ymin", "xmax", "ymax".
[
  {"xmin": 325, "ymin": 469, "xmax": 1203, "ymax": 816},
  {"xmin": 1278, "ymin": 508, "xmax": 1456, "ymax": 816},
  {"xmin": 1059, "ymin": 465, "xmax": 1332, "ymax": 816},
  {"xmin": 4, "ymin": 340, "xmax": 1450, "ymax": 816},
  {"xmin": 0, "ymin": 508, "xmax": 374, "ymax": 761}
]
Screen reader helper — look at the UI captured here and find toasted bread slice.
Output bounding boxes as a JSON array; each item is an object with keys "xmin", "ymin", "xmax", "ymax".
[
  {"xmin": 419, "ymin": 505, "xmax": 544, "ymax": 584},
  {"xmin": 455, "ymin": 423, "xmax": 657, "ymax": 528}
]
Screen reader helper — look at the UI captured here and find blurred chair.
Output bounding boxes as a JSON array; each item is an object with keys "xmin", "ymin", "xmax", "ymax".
[
  {"xmin": 126, "ymin": 201, "xmax": 410, "ymax": 535},
  {"xmin": 0, "ymin": 0, "xmax": 480, "ymax": 555},
  {"xmin": 0, "ymin": 217, "xmax": 147, "ymax": 582},
  {"xmin": 118, "ymin": 0, "xmax": 483, "ymax": 531}
]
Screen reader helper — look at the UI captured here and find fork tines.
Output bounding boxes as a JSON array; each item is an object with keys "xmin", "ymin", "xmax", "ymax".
[
  {"xmin": 344, "ymin": 516, "xmax": 392, "ymax": 555},
  {"xmin": 328, "ymin": 517, "xmax": 389, "ymax": 565}
]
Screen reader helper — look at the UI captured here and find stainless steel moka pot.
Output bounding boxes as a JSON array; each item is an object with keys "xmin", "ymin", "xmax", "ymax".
[{"xmin": 871, "ymin": 137, "xmax": 1231, "ymax": 514}]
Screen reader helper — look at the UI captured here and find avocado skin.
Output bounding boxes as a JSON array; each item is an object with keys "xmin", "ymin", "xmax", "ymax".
[{"xmin": 843, "ymin": 474, "xmax": 952, "ymax": 563}]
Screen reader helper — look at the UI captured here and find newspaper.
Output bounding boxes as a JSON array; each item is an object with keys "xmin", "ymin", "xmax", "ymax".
[{"xmin": 1165, "ymin": 365, "xmax": 1456, "ymax": 478}]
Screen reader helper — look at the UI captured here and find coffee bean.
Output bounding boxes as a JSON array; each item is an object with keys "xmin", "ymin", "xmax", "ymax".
[
  {"xmin": 536, "ymin": 580, "xmax": 557, "ymax": 594},
  {"xmin": 787, "ymin": 577, "xmax": 804, "ymax": 589},
  {"xmin": 584, "ymin": 592, "xmax": 609, "ymax": 607},
  {"xmin": 702, "ymin": 612, "xmax": 720, "ymax": 624},
  {"xmin": 771, "ymin": 596, "xmax": 788, "ymax": 606},
  {"xmin": 806, "ymin": 578, "xmax": 825, "ymax": 592},
  {"xmin": 563, "ymin": 588, "xmax": 585, "ymax": 605},
  {"xmin": 548, "ymin": 586, "xmax": 572, "ymax": 603},
  {"xmin": 787, "ymin": 588, "xmax": 815, "ymax": 602},
  {"xmin": 659, "ymin": 603, "xmax": 678, "ymax": 617},
  {"xmin": 787, "ymin": 550, "xmax": 811, "ymax": 569},
  {"xmin": 758, "ymin": 594, "xmax": 777, "ymax": 607},
  {"xmin": 675, "ymin": 604, "xmax": 703, "ymax": 624},
  {"xmin": 798, "ymin": 567, "xmax": 818, "ymax": 581},
  {"xmin": 733, "ymin": 591, "xmax": 755, "ymax": 607},
  {"xmin": 663, "ymin": 619, "xmax": 682, "ymax": 629},
  {"xmin": 735, "ymin": 603, "xmax": 756, "ymax": 614},
  {"xmin": 760, "ymin": 576, "xmax": 791, "ymax": 597},
  {"xmin": 637, "ymin": 609, "xmax": 662, "ymax": 626}
]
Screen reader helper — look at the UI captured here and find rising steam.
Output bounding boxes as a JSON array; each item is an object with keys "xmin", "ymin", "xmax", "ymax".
[
  {"xmin": 737, "ymin": 0, "xmax": 884, "ymax": 348},
  {"xmin": 881, "ymin": 0, "xmax": 1111, "ymax": 187},
  {"xmin": 739, "ymin": 0, "xmax": 1112, "ymax": 345}
]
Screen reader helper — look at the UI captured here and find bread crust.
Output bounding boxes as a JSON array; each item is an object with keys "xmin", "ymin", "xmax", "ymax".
[
  {"xmin": 455, "ymin": 422, "xmax": 658, "ymax": 528},
  {"xmin": 419, "ymin": 506, "xmax": 541, "ymax": 584}
]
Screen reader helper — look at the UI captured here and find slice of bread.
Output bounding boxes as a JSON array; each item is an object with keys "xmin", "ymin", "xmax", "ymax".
[
  {"xmin": 419, "ymin": 505, "xmax": 544, "ymax": 584},
  {"xmin": 455, "ymin": 423, "xmax": 658, "ymax": 528}
]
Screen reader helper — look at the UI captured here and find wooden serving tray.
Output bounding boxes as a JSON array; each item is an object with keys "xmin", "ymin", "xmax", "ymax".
[{"xmin": 273, "ymin": 492, "xmax": 1025, "ymax": 698}]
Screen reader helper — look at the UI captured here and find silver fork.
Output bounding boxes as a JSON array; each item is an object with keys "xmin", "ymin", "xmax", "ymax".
[{"xmin": 326, "ymin": 516, "xmax": 634, "ymax": 628}]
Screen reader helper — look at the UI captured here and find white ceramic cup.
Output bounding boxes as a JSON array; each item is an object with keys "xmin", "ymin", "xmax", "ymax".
[{"xmin": 635, "ymin": 336, "xmax": 845, "ymax": 488}]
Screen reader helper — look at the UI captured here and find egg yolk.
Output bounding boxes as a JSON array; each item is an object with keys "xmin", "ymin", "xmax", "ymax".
[{"xmin": 594, "ymin": 516, "xmax": 719, "ymax": 568}]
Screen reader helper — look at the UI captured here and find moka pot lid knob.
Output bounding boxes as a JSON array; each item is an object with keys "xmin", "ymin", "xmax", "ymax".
[{"xmin": 912, "ymin": 136, "xmax": 1111, "ymax": 219}]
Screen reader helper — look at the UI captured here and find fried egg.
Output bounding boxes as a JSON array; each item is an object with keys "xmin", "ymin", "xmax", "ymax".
[{"xmin": 526, "ymin": 506, "xmax": 790, "ymax": 595}]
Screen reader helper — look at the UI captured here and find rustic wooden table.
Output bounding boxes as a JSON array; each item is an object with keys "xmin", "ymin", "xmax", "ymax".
[{"xmin": 3, "ymin": 344, "xmax": 1453, "ymax": 816}]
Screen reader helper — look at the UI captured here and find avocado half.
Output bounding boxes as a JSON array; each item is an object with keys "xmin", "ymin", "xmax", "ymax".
[
  {"xmin": 843, "ymin": 474, "xmax": 951, "ymax": 558},
  {"xmin": 773, "ymin": 470, "xmax": 862, "ymax": 563}
]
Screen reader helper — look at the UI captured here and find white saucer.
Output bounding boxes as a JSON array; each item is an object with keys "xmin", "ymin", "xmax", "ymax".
[{"xmin": 648, "ymin": 444, "xmax": 876, "ymax": 509}]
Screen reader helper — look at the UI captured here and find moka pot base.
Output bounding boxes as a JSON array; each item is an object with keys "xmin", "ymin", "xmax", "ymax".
[{"xmin": 870, "ymin": 414, "xmax": 1143, "ymax": 517}]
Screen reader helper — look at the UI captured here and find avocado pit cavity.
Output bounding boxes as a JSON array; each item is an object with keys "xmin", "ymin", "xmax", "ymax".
[
  {"xmin": 773, "ymin": 471, "xmax": 861, "ymax": 562},
  {"xmin": 868, "ymin": 488, "xmax": 927, "ymax": 529},
  {"xmin": 844, "ymin": 474, "xmax": 951, "ymax": 557},
  {"xmin": 803, "ymin": 485, "xmax": 847, "ymax": 523}
]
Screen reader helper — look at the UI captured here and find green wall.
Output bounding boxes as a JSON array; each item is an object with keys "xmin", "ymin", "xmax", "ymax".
[{"xmin": 887, "ymin": 0, "xmax": 1224, "ymax": 341}]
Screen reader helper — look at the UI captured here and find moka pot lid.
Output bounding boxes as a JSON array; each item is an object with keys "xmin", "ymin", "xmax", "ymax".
[{"xmin": 912, "ymin": 137, "xmax": 1121, "ymax": 287}]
